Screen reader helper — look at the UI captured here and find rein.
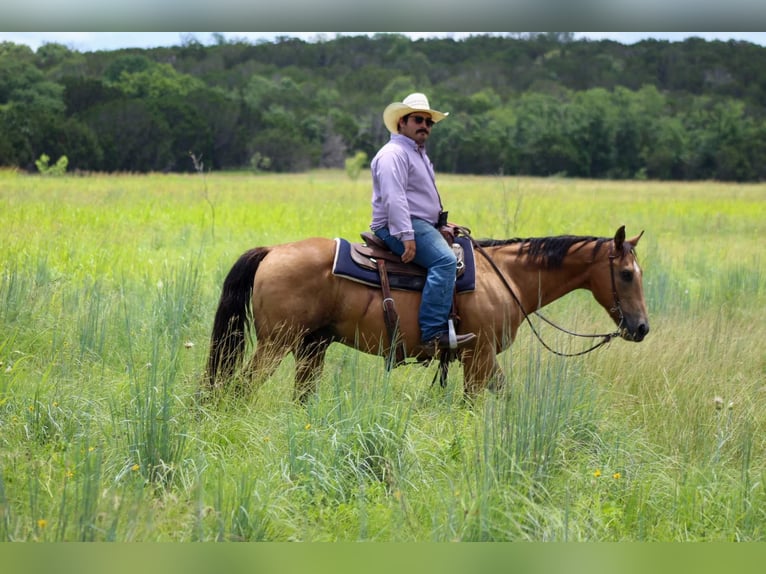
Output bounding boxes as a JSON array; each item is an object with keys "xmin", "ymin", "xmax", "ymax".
[{"xmin": 461, "ymin": 228, "xmax": 624, "ymax": 357}]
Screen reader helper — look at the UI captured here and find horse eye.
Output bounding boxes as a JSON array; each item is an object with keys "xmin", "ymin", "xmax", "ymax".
[{"xmin": 620, "ymin": 270, "xmax": 633, "ymax": 282}]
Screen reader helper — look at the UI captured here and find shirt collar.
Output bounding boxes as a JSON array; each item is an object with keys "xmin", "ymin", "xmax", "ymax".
[{"xmin": 391, "ymin": 133, "xmax": 424, "ymax": 151}]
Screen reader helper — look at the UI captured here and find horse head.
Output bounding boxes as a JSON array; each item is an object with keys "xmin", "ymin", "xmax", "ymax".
[{"xmin": 592, "ymin": 226, "xmax": 650, "ymax": 342}]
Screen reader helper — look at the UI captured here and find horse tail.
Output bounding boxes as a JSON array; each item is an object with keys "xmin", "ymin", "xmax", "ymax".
[{"xmin": 205, "ymin": 247, "xmax": 270, "ymax": 387}]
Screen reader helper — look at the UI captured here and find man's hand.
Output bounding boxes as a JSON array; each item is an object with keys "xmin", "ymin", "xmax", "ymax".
[{"xmin": 401, "ymin": 239, "xmax": 416, "ymax": 263}]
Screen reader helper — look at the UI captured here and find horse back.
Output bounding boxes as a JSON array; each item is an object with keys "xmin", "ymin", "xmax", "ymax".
[{"xmin": 250, "ymin": 237, "xmax": 342, "ymax": 329}]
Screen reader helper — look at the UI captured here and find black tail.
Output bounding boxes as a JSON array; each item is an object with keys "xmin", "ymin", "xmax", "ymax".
[{"xmin": 205, "ymin": 247, "xmax": 270, "ymax": 387}]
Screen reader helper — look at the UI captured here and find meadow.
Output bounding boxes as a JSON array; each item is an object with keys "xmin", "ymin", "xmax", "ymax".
[{"xmin": 0, "ymin": 169, "xmax": 764, "ymax": 542}]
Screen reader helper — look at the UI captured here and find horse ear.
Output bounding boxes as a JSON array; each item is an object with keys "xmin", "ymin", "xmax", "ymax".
[
  {"xmin": 628, "ymin": 230, "xmax": 645, "ymax": 247},
  {"xmin": 614, "ymin": 225, "xmax": 626, "ymax": 251}
]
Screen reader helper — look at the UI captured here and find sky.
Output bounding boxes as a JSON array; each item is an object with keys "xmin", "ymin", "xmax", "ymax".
[{"xmin": 2, "ymin": 32, "xmax": 766, "ymax": 52}]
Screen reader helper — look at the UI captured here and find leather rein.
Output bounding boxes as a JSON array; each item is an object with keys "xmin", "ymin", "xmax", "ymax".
[{"xmin": 461, "ymin": 228, "xmax": 624, "ymax": 357}]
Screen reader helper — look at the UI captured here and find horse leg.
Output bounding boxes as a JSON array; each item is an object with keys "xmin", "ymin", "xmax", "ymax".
[
  {"xmin": 293, "ymin": 331, "xmax": 332, "ymax": 404},
  {"xmin": 461, "ymin": 340, "xmax": 506, "ymax": 397},
  {"xmin": 242, "ymin": 337, "xmax": 291, "ymax": 395}
]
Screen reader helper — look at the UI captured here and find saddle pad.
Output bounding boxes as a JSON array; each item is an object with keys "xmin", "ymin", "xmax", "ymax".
[{"xmin": 332, "ymin": 236, "xmax": 476, "ymax": 293}]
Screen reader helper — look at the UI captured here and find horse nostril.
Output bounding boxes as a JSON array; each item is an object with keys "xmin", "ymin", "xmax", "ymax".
[{"xmin": 638, "ymin": 323, "xmax": 649, "ymax": 337}]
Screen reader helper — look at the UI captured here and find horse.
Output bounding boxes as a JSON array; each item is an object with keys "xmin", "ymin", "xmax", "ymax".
[{"xmin": 204, "ymin": 225, "xmax": 649, "ymax": 401}]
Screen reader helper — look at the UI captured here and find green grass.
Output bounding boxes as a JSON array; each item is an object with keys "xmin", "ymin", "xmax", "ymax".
[{"xmin": 0, "ymin": 170, "xmax": 764, "ymax": 541}]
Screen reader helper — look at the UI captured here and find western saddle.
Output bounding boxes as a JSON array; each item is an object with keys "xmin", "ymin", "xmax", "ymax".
[{"xmin": 352, "ymin": 226, "xmax": 468, "ymax": 376}]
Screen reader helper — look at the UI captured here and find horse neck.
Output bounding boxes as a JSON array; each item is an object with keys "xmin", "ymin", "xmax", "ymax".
[{"xmin": 494, "ymin": 241, "xmax": 598, "ymax": 312}]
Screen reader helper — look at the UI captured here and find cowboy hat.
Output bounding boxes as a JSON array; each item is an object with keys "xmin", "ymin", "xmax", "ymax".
[{"xmin": 382, "ymin": 93, "xmax": 449, "ymax": 134}]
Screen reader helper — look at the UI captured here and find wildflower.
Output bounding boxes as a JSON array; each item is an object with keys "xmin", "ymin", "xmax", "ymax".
[
  {"xmin": 66, "ymin": 469, "xmax": 74, "ymax": 479},
  {"xmin": 304, "ymin": 423, "xmax": 311, "ymax": 430},
  {"xmin": 263, "ymin": 436, "xmax": 270, "ymax": 443},
  {"xmin": 28, "ymin": 405, "xmax": 34, "ymax": 412},
  {"xmin": 88, "ymin": 446, "xmax": 95, "ymax": 452},
  {"xmin": 131, "ymin": 464, "xmax": 140, "ymax": 472},
  {"xmin": 37, "ymin": 519, "xmax": 47, "ymax": 529},
  {"xmin": 613, "ymin": 472, "xmax": 621, "ymax": 480},
  {"xmin": 714, "ymin": 396, "xmax": 724, "ymax": 410},
  {"xmin": 593, "ymin": 469, "xmax": 602, "ymax": 478},
  {"xmin": 184, "ymin": 341, "xmax": 194, "ymax": 349},
  {"xmin": 52, "ymin": 401, "xmax": 59, "ymax": 408}
]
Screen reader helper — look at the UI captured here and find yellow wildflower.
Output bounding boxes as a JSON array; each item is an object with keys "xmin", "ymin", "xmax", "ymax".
[
  {"xmin": 37, "ymin": 519, "xmax": 47, "ymax": 529},
  {"xmin": 305, "ymin": 423, "xmax": 311, "ymax": 430},
  {"xmin": 613, "ymin": 472, "xmax": 621, "ymax": 480},
  {"xmin": 593, "ymin": 469, "xmax": 602, "ymax": 478},
  {"xmin": 131, "ymin": 464, "xmax": 140, "ymax": 472},
  {"xmin": 66, "ymin": 469, "xmax": 74, "ymax": 479}
]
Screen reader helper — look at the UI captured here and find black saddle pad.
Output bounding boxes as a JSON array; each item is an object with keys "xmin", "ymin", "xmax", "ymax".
[{"xmin": 332, "ymin": 236, "xmax": 476, "ymax": 293}]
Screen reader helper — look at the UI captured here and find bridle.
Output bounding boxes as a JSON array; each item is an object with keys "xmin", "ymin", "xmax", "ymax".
[{"xmin": 466, "ymin": 231, "xmax": 625, "ymax": 357}]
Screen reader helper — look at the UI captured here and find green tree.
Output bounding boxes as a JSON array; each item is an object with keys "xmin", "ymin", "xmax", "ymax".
[
  {"xmin": 569, "ymin": 88, "xmax": 619, "ymax": 178},
  {"xmin": 152, "ymin": 96, "xmax": 212, "ymax": 172},
  {"xmin": 513, "ymin": 92, "xmax": 580, "ymax": 176},
  {"xmin": 114, "ymin": 63, "xmax": 205, "ymax": 99},
  {"xmin": 642, "ymin": 116, "xmax": 687, "ymax": 180},
  {"xmin": 81, "ymin": 99, "xmax": 172, "ymax": 172},
  {"xmin": 103, "ymin": 54, "xmax": 152, "ymax": 83},
  {"xmin": 184, "ymin": 87, "xmax": 242, "ymax": 170},
  {"xmin": 706, "ymin": 99, "xmax": 759, "ymax": 181},
  {"xmin": 61, "ymin": 77, "xmax": 123, "ymax": 115}
]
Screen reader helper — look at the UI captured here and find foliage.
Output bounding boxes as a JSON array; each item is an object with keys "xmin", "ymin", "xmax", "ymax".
[
  {"xmin": 34, "ymin": 153, "xmax": 68, "ymax": 176},
  {"xmin": 344, "ymin": 151, "xmax": 368, "ymax": 180},
  {"xmin": 2, "ymin": 35, "xmax": 766, "ymax": 179}
]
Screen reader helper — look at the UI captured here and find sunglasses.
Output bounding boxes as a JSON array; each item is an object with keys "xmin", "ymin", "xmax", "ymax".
[{"xmin": 408, "ymin": 115, "xmax": 435, "ymax": 128}]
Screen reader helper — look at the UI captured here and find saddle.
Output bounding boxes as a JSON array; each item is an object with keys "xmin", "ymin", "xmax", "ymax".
[
  {"xmin": 351, "ymin": 231, "xmax": 467, "ymax": 281},
  {"xmin": 351, "ymin": 224, "xmax": 470, "ymax": 372}
]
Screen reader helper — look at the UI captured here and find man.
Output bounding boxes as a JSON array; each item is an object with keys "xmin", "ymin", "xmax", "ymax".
[{"xmin": 370, "ymin": 92, "xmax": 476, "ymax": 356}]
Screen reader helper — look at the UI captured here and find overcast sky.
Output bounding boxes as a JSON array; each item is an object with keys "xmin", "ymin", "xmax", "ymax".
[{"xmin": 2, "ymin": 32, "xmax": 765, "ymax": 52}]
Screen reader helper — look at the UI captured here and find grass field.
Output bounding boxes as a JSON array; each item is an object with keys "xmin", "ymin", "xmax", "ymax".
[{"xmin": 0, "ymin": 169, "xmax": 764, "ymax": 541}]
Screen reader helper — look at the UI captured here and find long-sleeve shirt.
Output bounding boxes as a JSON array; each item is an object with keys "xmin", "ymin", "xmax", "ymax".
[{"xmin": 370, "ymin": 133, "xmax": 443, "ymax": 241}]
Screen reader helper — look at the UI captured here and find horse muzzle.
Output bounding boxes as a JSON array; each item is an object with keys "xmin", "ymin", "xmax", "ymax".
[{"xmin": 620, "ymin": 320, "xmax": 649, "ymax": 342}]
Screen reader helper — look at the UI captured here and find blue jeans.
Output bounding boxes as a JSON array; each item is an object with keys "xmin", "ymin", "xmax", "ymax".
[{"xmin": 374, "ymin": 218, "xmax": 457, "ymax": 342}]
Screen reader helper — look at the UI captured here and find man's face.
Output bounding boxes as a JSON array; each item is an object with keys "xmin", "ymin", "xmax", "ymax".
[{"xmin": 399, "ymin": 113, "xmax": 433, "ymax": 145}]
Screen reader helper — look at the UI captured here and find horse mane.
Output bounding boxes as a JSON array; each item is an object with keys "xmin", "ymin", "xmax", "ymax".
[{"xmin": 475, "ymin": 235, "xmax": 611, "ymax": 269}]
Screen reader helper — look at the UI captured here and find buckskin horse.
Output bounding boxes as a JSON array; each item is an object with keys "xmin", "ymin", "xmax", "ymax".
[{"xmin": 204, "ymin": 225, "xmax": 649, "ymax": 401}]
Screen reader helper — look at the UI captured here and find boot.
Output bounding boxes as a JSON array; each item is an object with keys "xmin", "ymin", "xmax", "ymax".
[{"xmin": 422, "ymin": 331, "xmax": 476, "ymax": 356}]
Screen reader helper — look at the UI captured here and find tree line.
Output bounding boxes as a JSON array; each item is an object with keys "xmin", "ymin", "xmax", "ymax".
[{"xmin": 2, "ymin": 33, "xmax": 766, "ymax": 181}]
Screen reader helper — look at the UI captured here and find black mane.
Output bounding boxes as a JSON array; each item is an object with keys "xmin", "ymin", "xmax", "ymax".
[{"xmin": 475, "ymin": 235, "xmax": 610, "ymax": 268}]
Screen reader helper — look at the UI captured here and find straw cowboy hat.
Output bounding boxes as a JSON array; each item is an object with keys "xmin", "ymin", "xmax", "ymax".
[{"xmin": 383, "ymin": 92, "xmax": 449, "ymax": 134}]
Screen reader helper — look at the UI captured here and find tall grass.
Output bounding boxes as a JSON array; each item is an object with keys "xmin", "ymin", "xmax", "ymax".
[{"xmin": 0, "ymin": 171, "xmax": 763, "ymax": 540}]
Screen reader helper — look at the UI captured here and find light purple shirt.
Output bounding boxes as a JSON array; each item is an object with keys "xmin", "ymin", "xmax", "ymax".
[{"xmin": 370, "ymin": 133, "xmax": 443, "ymax": 241}]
